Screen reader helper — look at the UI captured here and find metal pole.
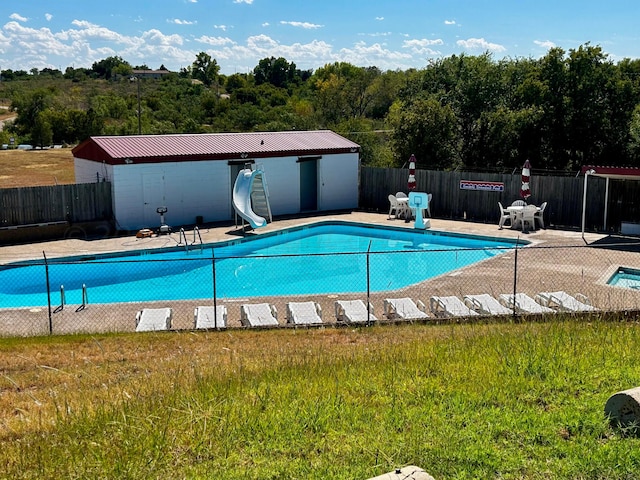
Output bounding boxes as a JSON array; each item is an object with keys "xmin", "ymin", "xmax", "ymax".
[
  {"xmin": 137, "ymin": 76, "xmax": 141, "ymax": 135},
  {"xmin": 212, "ymin": 250, "xmax": 217, "ymax": 328},
  {"xmin": 366, "ymin": 241, "xmax": 371, "ymax": 325},
  {"xmin": 512, "ymin": 240, "xmax": 519, "ymax": 321},
  {"xmin": 43, "ymin": 251, "xmax": 52, "ymax": 334}
]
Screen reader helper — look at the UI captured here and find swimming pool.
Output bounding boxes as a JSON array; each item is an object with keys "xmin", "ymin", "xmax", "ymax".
[
  {"xmin": 606, "ymin": 267, "xmax": 640, "ymax": 290},
  {"xmin": 0, "ymin": 221, "xmax": 523, "ymax": 307}
]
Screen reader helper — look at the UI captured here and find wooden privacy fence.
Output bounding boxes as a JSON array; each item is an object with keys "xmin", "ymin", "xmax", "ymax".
[
  {"xmin": 360, "ymin": 167, "xmax": 640, "ymax": 232},
  {"xmin": 0, "ymin": 182, "xmax": 112, "ymax": 227},
  {"xmin": 2, "ymin": 170, "xmax": 638, "ymax": 233}
]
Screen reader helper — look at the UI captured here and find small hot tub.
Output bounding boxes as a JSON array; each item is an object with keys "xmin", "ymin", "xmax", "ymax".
[{"xmin": 607, "ymin": 266, "xmax": 640, "ymax": 290}]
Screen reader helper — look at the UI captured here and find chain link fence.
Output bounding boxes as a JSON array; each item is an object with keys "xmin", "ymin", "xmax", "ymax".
[{"xmin": 1, "ymin": 239, "xmax": 640, "ymax": 338}]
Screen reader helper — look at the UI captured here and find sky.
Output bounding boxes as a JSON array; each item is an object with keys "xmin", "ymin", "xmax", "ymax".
[{"xmin": 1, "ymin": 0, "xmax": 640, "ymax": 76}]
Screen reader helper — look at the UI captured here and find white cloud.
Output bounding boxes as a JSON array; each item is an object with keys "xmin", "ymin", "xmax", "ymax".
[
  {"xmin": 45, "ymin": 14, "xmax": 53, "ymax": 22},
  {"xmin": 444, "ymin": 20, "xmax": 456, "ymax": 25},
  {"xmin": 262, "ymin": 22, "xmax": 270, "ymax": 27},
  {"xmin": 280, "ymin": 21, "xmax": 323, "ymax": 29},
  {"xmin": 403, "ymin": 38, "xmax": 443, "ymax": 55},
  {"xmin": 170, "ymin": 19, "xmax": 197, "ymax": 25},
  {"xmin": 375, "ymin": 17, "xmax": 384, "ymax": 21},
  {"xmin": 233, "ymin": 0, "xmax": 254, "ymax": 3},
  {"xmin": 9, "ymin": 13, "xmax": 28, "ymax": 23},
  {"xmin": 534, "ymin": 39, "xmax": 556, "ymax": 49},
  {"xmin": 214, "ymin": 25, "xmax": 229, "ymax": 31},
  {"xmin": 195, "ymin": 35, "xmax": 235, "ymax": 47},
  {"xmin": 456, "ymin": 37, "xmax": 506, "ymax": 52}
]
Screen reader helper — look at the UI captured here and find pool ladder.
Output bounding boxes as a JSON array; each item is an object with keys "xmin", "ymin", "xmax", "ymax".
[
  {"xmin": 54, "ymin": 284, "xmax": 88, "ymax": 313},
  {"xmin": 178, "ymin": 227, "xmax": 203, "ymax": 253}
]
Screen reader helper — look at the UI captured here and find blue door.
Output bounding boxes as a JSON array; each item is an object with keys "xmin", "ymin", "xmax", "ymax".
[{"xmin": 299, "ymin": 158, "xmax": 318, "ymax": 211}]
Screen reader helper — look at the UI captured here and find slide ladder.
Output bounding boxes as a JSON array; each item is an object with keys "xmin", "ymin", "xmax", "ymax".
[
  {"xmin": 250, "ymin": 170, "xmax": 273, "ymax": 223},
  {"xmin": 232, "ymin": 165, "xmax": 272, "ymax": 230}
]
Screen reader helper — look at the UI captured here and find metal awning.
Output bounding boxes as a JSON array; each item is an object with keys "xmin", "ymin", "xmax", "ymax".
[{"xmin": 580, "ymin": 166, "xmax": 640, "ymax": 239}]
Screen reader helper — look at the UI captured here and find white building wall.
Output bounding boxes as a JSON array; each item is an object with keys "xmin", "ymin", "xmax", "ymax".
[
  {"xmin": 109, "ymin": 160, "xmax": 231, "ymax": 230},
  {"xmin": 74, "ymin": 158, "xmax": 113, "ymax": 184},
  {"xmin": 74, "ymin": 150, "xmax": 359, "ymax": 231},
  {"xmin": 259, "ymin": 156, "xmax": 301, "ymax": 216},
  {"xmin": 318, "ymin": 153, "xmax": 359, "ymax": 211}
]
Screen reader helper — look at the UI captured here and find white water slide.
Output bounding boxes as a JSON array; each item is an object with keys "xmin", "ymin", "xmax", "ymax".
[{"xmin": 232, "ymin": 168, "xmax": 268, "ymax": 229}]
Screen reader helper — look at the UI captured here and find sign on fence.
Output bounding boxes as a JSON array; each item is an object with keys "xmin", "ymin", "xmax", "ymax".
[{"xmin": 459, "ymin": 180, "xmax": 504, "ymax": 192}]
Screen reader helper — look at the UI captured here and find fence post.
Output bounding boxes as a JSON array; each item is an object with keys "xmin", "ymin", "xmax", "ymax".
[
  {"xmin": 512, "ymin": 239, "xmax": 520, "ymax": 320},
  {"xmin": 43, "ymin": 251, "xmax": 53, "ymax": 334},
  {"xmin": 212, "ymin": 250, "xmax": 218, "ymax": 328},
  {"xmin": 366, "ymin": 241, "xmax": 372, "ymax": 325}
]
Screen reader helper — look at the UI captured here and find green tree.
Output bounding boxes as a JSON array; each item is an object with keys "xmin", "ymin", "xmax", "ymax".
[
  {"xmin": 192, "ymin": 52, "xmax": 220, "ymax": 87},
  {"xmin": 91, "ymin": 56, "xmax": 131, "ymax": 80},
  {"xmin": 387, "ymin": 95, "xmax": 458, "ymax": 169}
]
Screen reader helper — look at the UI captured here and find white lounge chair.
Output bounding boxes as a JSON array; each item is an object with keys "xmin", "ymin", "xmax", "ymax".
[
  {"xmin": 240, "ymin": 303, "xmax": 279, "ymax": 327},
  {"xmin": 534, "ymin": 291, "xmax": 597, "ymax": 313},
  {"xmin": 463, "ymin": 294, "xmax": 513, "ymax": 316},
  {"xmin": 383, "ymin": 297, "xmax": 429, "ymax": 320},
  {"xmin": 135, "ymin": 307, "xmax": 172, "ymax": 332},
  {"xmin": 334, "ymin": 299, "xmax": 377, "ymax": 323},
  {"xmin": 194, "ymin": 305, "xmax": 227, "ymax": 329},
  {"xmin": 430, "ymin": 295, "xmax": 479, "ymax": 318},
  {"xmin": 498, "ymin": 293, "xmax": 555, "ymax": 314},
  {"xmin": 286, "ymin": 301, "xmax": 323, "ymax": 325}
]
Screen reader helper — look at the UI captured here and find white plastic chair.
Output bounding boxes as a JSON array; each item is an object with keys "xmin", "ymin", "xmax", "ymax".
[
  {"xmin": 498, "ymin": 293, "xmax": 555, "ymax": 314},
  {"xmin": 286, "ymin": 301, "xmax": 323, "ymax": 325},
  {"xmin": 426, "ymin": 193, "xmax": 432, "ymax": 217},
  {"xmin": 463, "ymin": 294, "xmax": 513, "ymax": 315},
  {"xmin": 194, "ymin": 305, "xmax": 228, "ymax": 329},
  {"xmin": 511, "ymin": 200, "xmax": 526, "ymax": 207},
  {"xmin": 135, "ymin": 308, "xmax": 172, "ymax": 332},
  {"xmin": 240, "ymin": 303, "xmax": 278, "ymax": 327},
  {"xmin": 498, "ymin": 202, "xmax": 512, "ymax": 229},
  {"xmin": 535, "ymin": 202, "xmax": 547, "ymax": 229},
  {"xmin": 335, "ymin": 300, "xmax": 377, "ymax": 323},
  {"xmin": 520, "ymin": 204, "xmax": 538, "ymax": 232},
  {"xmin": 383, "ymin": 298, "xmax": 429, "ymax": 320},
  {"xmin": 534, "ymin": 291, "xmax": 597, "ymax": 312},
  {"xmin": 388, "ymin": 194, "xmax": 401, "ymax": 219},
  {"xmin": 430, "ymin": 296, "xmax": 479, "ymax": 318}
]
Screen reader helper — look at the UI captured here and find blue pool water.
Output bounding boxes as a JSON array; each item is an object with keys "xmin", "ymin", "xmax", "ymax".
[
  {"xmin": 0, "ymin": 222, "xmax": 523, "ymax": 307},
  {"xmin": 607, "ymin": 267, "xmax": 640, "ymax": 290}
]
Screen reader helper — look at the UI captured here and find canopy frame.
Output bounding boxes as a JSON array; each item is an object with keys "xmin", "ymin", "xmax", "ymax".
[{"xmin": 581, "ymin": 166, "xmax": 640, "ymax": 241}]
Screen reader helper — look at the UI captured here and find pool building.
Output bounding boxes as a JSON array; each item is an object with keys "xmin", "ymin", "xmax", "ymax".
[{"xmin": 73, "ymin": 130, "xmax": 361, "ymax": 231}]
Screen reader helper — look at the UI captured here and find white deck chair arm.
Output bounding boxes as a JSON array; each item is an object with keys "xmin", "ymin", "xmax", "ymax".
[
  {"xmin": 270, "ymin": 304, "xmax": 278, "ymax": 319},
  {"xmin": 463, "ymin": 296, "xmax": 481, "ymax": 312},
  {"xmin": 575, "ymin": 293, "xmax": 591, "ymax": 305},
  {"xmin": 315, "ymin": 302, "xmax": 322, "ymax": 319},
  {"xmin": 417, "ymin": 299, "xmax": 427, "ymax": 312},
  {"xmin": 534, "ymin": 293, "xmax": 549, "ymax": 307}
]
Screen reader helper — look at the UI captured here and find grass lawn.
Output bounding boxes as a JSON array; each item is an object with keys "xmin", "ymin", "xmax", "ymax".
[
  {"xmin": 0, "ymin": 148, "xmax": 75, "ymax": 188},
  {"xmin": 1, "ymin": 318, "xmax": 640, "ymax": 479}
]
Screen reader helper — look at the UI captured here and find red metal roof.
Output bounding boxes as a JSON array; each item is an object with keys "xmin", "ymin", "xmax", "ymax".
[
  {"xmin": 73, "ymin": 130, "xmax": 360, "ymax": 165},
  {"xmin": 581, "ymin": 165, "xmax": 640, "ymax": 180}
]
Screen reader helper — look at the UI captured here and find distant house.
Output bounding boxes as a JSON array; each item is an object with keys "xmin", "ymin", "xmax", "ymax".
[
  {"xmin": 131, "ymin": 69, "xmax": 172, "ymax": 80},
  {"xmin": 72, "ymin": 130, "xmax": 361, "ymax": 231}
]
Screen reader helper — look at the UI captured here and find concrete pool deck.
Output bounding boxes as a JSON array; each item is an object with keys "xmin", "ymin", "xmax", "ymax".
[
  {"xmin": 0, "ymin": 210, "xmax": 608, "ymax": 262},
  {"xmin": 1, "ymin": 211, "xmax": 640, "ymax": 337}
]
